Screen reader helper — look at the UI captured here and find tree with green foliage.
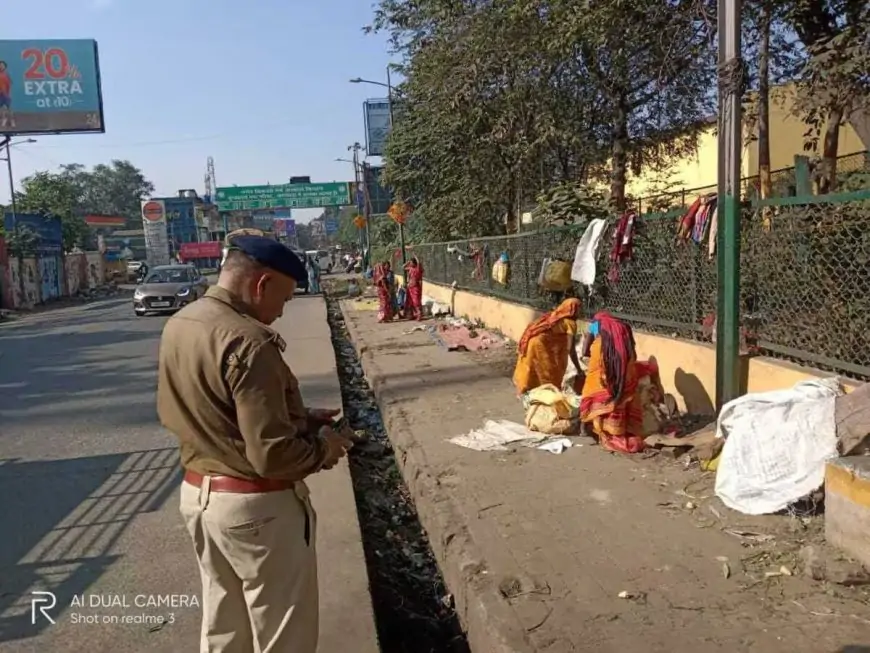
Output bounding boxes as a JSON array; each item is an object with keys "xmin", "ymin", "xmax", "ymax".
[
  {"xmin": 367, "ymin": 0, "xmax": 869, "ymax": 241},
  {"xmin": 786, "ymin": 0, "xmax": 869, "ymax": 189},
  {"xmin": 14, "ymin": 171, "xmax": 89, "ymax": 251},
  {"xmin": 9, "ymin": 160, "xmax": 154, "ymax": 252},
  {"xmin": 369, "ymin": 0, "xmax": 716, "ymax": 239}
]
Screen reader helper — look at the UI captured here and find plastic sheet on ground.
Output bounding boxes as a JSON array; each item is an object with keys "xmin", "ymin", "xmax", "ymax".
[
  {"xmin": 449, "ymin": 419, "xmax": 573, "ymax": 453},
  {"xmin": 422, "ymin": 296, "xmax": 450, "ymax": 316},
  {"xmin": 430, "ymin": 322, "xmax": 503, "ymax": 352},
  {"xmin": 714, "ymin": 377, "xmax": 843, "ymax": 515}
]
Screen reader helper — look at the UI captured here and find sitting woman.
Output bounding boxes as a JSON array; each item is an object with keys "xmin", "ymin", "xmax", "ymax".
[
  {"xmin": 578, "ymin": 312, "xmax": 650, "ymax": 454},
  {"xmin": 513, "ymin": 298, "xmax": 584, "ymax": 397}
]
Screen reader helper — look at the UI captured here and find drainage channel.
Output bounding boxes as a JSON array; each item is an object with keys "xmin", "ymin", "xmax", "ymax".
[{"xmin": 326, "ymin": 296, "xmax": 470, "ymax": 653}]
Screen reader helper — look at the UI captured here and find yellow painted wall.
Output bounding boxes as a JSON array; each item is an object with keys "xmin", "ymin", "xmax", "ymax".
[
  {"xmin": 626, "ymin": 127, "xmax": 752, "ymax": 201},
  {"xmin": 744, "ymin": 85, "xmax": 866, "ymax": 172},
  {"xmin": 417, "ymin": 279, "xmax": 857, "ymax": 415},
  {"xmin": 626, "ymin": 84, "xmax": 866, "ymax": 202}
]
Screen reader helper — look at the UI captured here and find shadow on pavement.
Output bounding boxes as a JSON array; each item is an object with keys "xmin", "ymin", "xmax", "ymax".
[
  {"xmin": 0, "ymin": 449, "xmax": 181, "ymax": 643},
  {"xmin": 0, "ymin": 319, "xmax": 160, "ymax": 429}
]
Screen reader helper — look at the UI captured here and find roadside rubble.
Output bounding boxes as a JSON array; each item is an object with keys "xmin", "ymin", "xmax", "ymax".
[
  {"xmin": 469, "ymin": 341, "xmax": 870, "ymax": 597},
  {"xmin": 325, "ymin": 295, "xmax": 470, "ymax": 653},
  {"xmin": 339, "ymin": 297, "xmax": 870, "ymax": 651}
]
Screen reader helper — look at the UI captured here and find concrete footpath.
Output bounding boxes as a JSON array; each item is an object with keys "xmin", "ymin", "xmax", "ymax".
[
  {"xmin": 275, "ymin": 296, "xmax": 379, "ymax": 653},
  {"xmin": 340, "ymin": 301, "xmax": 870, "ymax": 653}
]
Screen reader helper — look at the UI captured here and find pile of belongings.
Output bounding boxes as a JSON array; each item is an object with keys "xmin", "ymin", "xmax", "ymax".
[{"xmin": 524, "ymin": 384, "xmax": 581, "ymax": 435}]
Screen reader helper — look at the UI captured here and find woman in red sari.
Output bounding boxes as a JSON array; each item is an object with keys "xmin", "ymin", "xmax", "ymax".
[
  {"xmin": 579, "ymin": 312, "xmax": 651, "ymax": 453},
  {"xmin": 374, "ymin": 261, "xmax": 396, "ymax": 323},
  {"xmin": 404, "ymin": 257, "xmax": 424, "ymax": 320}
]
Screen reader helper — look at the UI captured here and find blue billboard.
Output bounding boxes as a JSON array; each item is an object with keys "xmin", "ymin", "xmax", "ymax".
[
  {"xmin": 0, "ymin": 39, "xmax": 105, "ymax": 136},
  {"xmin": 4, "ymin": 213, "xmax": 63, "ymax": 255},
  {"xmin": 252, "ymin": 209, "xmax": 292, "ymax": 231}
]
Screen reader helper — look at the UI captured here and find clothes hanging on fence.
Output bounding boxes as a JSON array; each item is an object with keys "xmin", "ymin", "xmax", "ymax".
[
  {"xmin": 471, "ymin": 245, "xmax": 486, "ymax": 280},
  {"xmin": 707, "ymin": 202, "xmax": 719, "ymax": 259},
  {"xmin": 448, "ymin": 243, "xmax": 488, "ymax": 280},
  {"xmin": 677, "ymin": 193, "xmax": 717, "ymax": 247},
  {"xmin": 608, "ymin": 210, "xmax": 637, "ymax": 283},
  {"xmin": 571, "ymin": 218, "xmax": 608, "ymax": 286}
]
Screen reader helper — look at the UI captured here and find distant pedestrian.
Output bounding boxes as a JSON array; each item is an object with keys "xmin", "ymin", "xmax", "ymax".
[
  {"xmin": 157, "ymin": 235, "xmax": 353, "ymax": 653},
  {"xmin": 306, "ymin": 255, "xmax": 321, "ymax": 294},
  {"xmin": 373, "ymin": 261, "xmax": 396, "ymax": 323},
  {"xmin": 404, "ymin": 256, "xmax": 424, "ymax": 320}
]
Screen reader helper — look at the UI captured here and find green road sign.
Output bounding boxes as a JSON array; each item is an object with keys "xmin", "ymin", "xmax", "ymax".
[{"xmin": 214, "ymin": 182, "xmax": 352, "ymax": 211}]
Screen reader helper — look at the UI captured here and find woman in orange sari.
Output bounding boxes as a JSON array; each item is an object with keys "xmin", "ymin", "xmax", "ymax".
[
  {"xmin": 513, "ymin": 298, "xmax": 583, "ymax": 396},
  {"xmin": 579, "ymin": 312, "xmax": 650, "ymax": 453}
]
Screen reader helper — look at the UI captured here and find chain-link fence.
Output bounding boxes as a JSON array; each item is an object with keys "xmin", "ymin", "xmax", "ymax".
[
  {"xmin": 742, "ymin": 193, "xmax": 870, "ymax": 378},
  {"xmin": 411, "ymin": 190, "xmax": 870, "ymax": 380}
]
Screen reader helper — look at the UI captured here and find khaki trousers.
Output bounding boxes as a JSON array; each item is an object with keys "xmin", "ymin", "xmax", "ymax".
[{"xmin": 180, "ymin": 479, "xmax": 319, "ymax": 653}]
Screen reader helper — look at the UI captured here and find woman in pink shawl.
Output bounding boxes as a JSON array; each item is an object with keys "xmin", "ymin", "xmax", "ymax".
[
  {"xmin": 374, "ymin": 261, "xmax": 396, "ymax": 322},
  {"xmin": 404, "ymin": 257, "xmax": 424, "ymax": 320}
]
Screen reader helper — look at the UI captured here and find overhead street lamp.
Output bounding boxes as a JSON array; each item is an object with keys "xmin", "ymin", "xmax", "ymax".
[
  {"xmin": 336, "ymin": 144, "xmax": 372, "ymax": 266},
  {"xmin": 0, "ymin": 137, "xmax": 38, "ymax": 224},
  {"xmin": 349, "ymin": 65, "xmax": 405, "ymax": 264}
]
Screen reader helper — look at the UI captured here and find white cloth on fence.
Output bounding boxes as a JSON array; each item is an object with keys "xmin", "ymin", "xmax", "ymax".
[{"xmin": 571, "ymin": 219, "xmax": 608, "ymax": 285}]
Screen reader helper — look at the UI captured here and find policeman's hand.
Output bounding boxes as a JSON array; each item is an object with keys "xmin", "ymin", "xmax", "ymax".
[
  {"xmin": 308, "ymin": 408, "xmax": 341, "ymax": 425},
  {"xmin": 319, "ymin": 426, "xmax": 353, "ymax": 471}
]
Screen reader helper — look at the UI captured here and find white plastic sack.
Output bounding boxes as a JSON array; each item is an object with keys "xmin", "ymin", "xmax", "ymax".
[{"xmin": 714, "ymin": 377, "xmax": 842, "ymax": 515}]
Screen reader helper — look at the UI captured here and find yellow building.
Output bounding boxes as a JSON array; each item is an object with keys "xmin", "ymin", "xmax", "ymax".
[{"xmin": 626, "ymin": 85, "xmax": 867, "ymax": 202}]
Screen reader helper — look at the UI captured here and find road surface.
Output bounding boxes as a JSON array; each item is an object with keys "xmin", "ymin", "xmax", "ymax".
[{"xmin": 0, "ymin": 293, "xmax": 377, "ymax": 653}]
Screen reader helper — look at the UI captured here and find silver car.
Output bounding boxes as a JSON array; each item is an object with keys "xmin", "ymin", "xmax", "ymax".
[{"xmin": 133, "ymin": 265, "xmax": 209, "ymax": 316}]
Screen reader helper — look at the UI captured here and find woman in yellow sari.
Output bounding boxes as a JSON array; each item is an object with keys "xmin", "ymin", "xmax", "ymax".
[
  {"xmin": 513, "ymin": 298, "xmax": 583, "ymax": 396},
  {"xmin": 579, "ymin": 312, "xmax": 654, "ymax": 453}
]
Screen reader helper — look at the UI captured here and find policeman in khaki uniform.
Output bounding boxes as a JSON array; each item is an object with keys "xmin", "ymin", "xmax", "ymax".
[{"xmin": 157, "ymin": 235, "xmax": 353, "ymax": 653}]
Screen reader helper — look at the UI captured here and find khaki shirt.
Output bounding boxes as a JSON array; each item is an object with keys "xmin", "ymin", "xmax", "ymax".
[{"xmin": 157, "ymin": 286, "xmax": 328, "ymax": 480}]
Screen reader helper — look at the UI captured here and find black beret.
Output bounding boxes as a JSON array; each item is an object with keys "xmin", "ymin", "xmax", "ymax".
[{"xmin": 229, "ymin": 236, "xmax": 307, "ymax": 283}]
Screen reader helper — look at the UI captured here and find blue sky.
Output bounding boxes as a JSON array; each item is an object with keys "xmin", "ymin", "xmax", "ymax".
[{"xmin": 2, "ymin": 0, "xmax": 392, "ymax": 222}]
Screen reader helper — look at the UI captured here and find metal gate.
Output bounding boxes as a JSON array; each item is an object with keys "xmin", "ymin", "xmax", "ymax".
[{"xmin": 38, "ymin": 256, "xmax": 61, "ymax": 301}]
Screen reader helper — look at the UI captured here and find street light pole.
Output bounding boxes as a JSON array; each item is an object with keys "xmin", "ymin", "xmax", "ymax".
[
  {"xmin": 715, "ymin": 0, "xmax": 743, "ymax": 409},
  {"xmin": 384, "ymin": 66, "xmax": 406, "ymax": 266},
  {"xmin": 350, "ymin": 144, "xmax": 364, "ymax": 254},
  {"xmin": 2, "ymin": 137, "xmax": 18, "ymax": 223}
]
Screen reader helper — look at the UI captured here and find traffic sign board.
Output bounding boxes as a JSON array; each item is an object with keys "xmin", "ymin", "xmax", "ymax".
[{"xmin": 214, "ymin": 182, "xmax": 352, "ymax": 211}]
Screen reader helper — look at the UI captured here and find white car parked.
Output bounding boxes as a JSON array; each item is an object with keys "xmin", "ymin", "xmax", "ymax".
[{"xmin": 305, "ymin": 250, "xmax": 333, "ymax": 274}]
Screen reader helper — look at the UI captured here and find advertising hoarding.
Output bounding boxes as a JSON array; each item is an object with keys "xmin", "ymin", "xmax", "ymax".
[
  {"xmin": 363, "ymin": 99, "xmax": 391, "ymax": 157},
  {"xmin": 251, "ymin": 209, "xmax": 292, "ymax": 231},
  {"xmin": 0, "ymin": 39, "xmax": 105, "ymax": 136},
  {"xmin": 3, "ymin": 213, "xmax": 62, "ymax": 255},
  {"xmin": 273, "ymin": 219, "xmax": 296, "ymax": 238},
  {"xmin": 179, "ymin": 241, "xmax": 222, "ymax": 260},
  {"xmin": 140, "ymin": 200, "xmax": 171, "ymax": 266}
]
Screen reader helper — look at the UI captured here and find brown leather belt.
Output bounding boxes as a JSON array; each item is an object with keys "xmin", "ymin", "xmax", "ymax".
[{"xmin": 183, "ymin": 470, "xmax": 294, "ymax": 494}]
